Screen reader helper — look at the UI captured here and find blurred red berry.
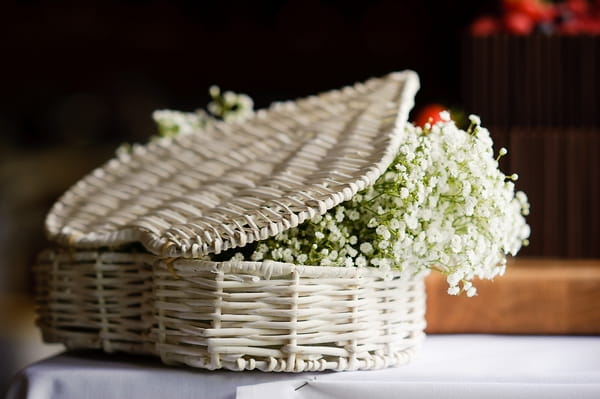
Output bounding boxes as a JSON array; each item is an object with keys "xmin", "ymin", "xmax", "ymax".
[
  {"xmin": 470, "ymin": 16, "xmax": 500, "ymax": 36},
  {"xmin": 503, "ymin": 0, "xmax": 552, "ymax": 21},
  {"xmin": 414, "ymin": 104, "xmax": 448, "ymax": 128},
  {"xmin": 578, "ymin": 16, "xmax": 600, "ymax": 34},
  {"xmin": 503, "ymin": 0, "xmax": 522, "ymax": 12},
  {"xmin": 566, "ymin": 0, "xmax": 590, "ymax": 17},
  {"xmin": 559, "ymin": 18, "xmax": 584, "ymax": 34},
  {"xmin": 504, "ymin": 11, "xmax": 535, "ymax": 34},
  {"xmin": 539, "ymin": 3, "xmax": 559, "ymax": 21}
]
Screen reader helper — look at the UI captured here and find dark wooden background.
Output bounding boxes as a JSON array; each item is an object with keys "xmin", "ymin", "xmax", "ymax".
[{"xmin": 463, "ymin": 35, "xmax": 600, "ymax": 257}]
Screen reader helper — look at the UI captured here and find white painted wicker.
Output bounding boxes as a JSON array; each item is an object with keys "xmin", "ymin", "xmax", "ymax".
[
  {"xmin": 151, "ymin": 259, "xmax": 426, "ymax": 371},
  {"xmin": 34, "ymin": 252, "xmax": 426, "ymax": 372},
  {"xmin": 34, "ymin": 250, "xmax": 155, "ymax": 354},
  {"xmin": 45, "ymin": 71, "xmax": 419, "ymax": 258},
  {"xmin": 35, "ymin": 71, "xmax": 427, "ymax": 371}
]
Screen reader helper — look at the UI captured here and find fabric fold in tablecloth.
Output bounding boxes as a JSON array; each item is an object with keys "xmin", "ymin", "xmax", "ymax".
[
  {"xmin": 237, "ymin": 380, "xmax": 600, "ymax": 399},
  {"xmin": 7, "ymin": 335, "xmax": 600, "ymax": 399}
]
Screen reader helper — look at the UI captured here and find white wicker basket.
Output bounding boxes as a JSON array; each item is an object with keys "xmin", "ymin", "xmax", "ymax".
[
  {"xmin": 34, "ymin": 251, "xmax": 426, "ymax": 371},
  {"xmin": 35, "ymin": 71, "xmax": 427, "ymax": 371}
]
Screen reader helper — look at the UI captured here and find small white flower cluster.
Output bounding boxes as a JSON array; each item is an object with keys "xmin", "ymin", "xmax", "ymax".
[
  {"xmin": 152, "ymin": 86, "xmax": 254, "ymax": 139},
  {"xmin": 152, "ymin": 109, "xmax": 212, "ymax": 138},
  {"xmin": 247, "ymin": 115, "xmax": 530, "ymax": 296},
  {"xmin": 207, "ymin": 86, "xmax": 254, "ymax": 123}
]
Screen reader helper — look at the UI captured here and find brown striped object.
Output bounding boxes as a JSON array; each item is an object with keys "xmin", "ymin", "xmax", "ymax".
[
  {"xmin": 462, "ymin": 34, "xmax": 599, "ymax": 258},
  {"xmin": 463, "ymin": 34, "xmax": 599, "ymax": 129}
]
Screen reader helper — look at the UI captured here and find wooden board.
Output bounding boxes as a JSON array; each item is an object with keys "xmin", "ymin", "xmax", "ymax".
[{"xmin": 425, "ymin": 258, "xmax": 600, "ymax": 334}]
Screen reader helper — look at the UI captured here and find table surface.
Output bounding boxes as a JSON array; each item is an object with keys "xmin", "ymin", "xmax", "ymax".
[{"xmin": 7, "ymin": 335, "xmax": 600, "ymax": 399}]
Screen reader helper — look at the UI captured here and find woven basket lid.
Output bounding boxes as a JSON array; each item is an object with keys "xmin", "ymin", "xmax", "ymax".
[{"xmin": 46, "ymin": 71, "xmax": 419, "ymax": 258}]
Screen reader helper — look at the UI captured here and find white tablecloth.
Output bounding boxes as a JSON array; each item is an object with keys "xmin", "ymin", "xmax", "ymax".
[{"xmin": 7, "ymin": 335, "xmax": 600, "ymax": 399}]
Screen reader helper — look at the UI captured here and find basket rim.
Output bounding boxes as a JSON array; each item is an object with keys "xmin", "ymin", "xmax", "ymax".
[
  {"xmin": 163, "ymin": 258, "xmax": 408, "ymax": 279},
  {"xmin": 36, "ymin": 249, "xmax": 423, "ymax": 280}
]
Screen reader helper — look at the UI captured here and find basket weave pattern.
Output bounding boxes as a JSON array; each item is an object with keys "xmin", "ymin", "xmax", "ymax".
[
  {"xmin": 152, "ymin": 259, "xmax": 426, "ymax": 371},
  {"xmin": 45, "ymin": 72, "xmax": 419, "ymax": 259},
  {"xmin": 34, "ymin": 251, "xmax": 154, "ymax": 354},
  {"xmin": 35, "ymin": 251, "xmax": 426, "ymax": 372}
]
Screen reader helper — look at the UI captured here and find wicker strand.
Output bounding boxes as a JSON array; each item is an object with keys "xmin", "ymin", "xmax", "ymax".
[{"xmin": 95, "ymin": 254, "xmax": 111, "ymax": 353}]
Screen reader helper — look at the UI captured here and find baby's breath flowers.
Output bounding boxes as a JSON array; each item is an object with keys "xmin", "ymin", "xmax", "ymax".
[
  {"xmin": 207, "ymin": 86, "xmax": 254, "ymax": 123},
  {"xmin": 152, "ymin": 109, "xmax": 212, "ymax": 138},
  {"xmin": 152, "ymin": 86, "xmax": 254, "ymax": 139},
  {"xmin": 148, "ymin": 88, "xmax": 529, "ymax": 297},
  {"xmin": 246, "ymin": 113, "xmax": 530, "ymax": 296}
]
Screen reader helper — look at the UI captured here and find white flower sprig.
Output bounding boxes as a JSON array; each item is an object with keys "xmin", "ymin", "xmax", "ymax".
[
  {"xmin": 152, "ymin": 86, "xmax": 254, "ymax": 139},
  {"xmin": 247, "ymin": 114, "xmax": 530, "ymax": 296},
  {"xmin": 207, "ymin": 86, "xmax": 254, "ymax": 123},
  {"xmin": 152, "ymin": 109, "xmax": 212, "ymax": 138}
]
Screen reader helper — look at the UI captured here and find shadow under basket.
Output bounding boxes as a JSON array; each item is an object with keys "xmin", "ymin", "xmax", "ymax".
[{"xmin": 34, "ymin": 250, "xmax": 427, "ymax": 372}]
